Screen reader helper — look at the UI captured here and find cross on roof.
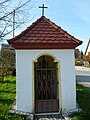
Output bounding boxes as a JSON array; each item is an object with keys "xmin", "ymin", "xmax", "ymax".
[{"xmin": 39, "ymin": 4, "xmax": 48, "ymax": 16}]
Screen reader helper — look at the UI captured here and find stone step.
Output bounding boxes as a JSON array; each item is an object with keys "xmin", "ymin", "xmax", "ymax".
[{"xmin": 33, "ymin": 114, "xmax": 65, "ymax": 120}]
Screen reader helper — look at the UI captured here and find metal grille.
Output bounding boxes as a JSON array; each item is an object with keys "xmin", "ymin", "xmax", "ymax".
[{"xmin": 35, "ymin": 56, "xmax": 57, "ymax": 100}]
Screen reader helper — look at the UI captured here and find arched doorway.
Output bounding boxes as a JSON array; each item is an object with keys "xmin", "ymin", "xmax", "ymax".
[{"xmin": 34, "ymin": 55, "xmax": 59, "ymax": 113}]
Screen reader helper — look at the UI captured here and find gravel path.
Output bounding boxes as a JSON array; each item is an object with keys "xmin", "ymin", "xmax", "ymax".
[{"xmin": 34, "ymin": 114, "xmax": 65, "ymax": 120}]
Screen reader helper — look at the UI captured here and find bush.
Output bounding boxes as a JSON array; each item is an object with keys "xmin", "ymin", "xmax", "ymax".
[
  {"xmin": 0, "ymin": 49, "xmax": 15, "ymax": 82},
  {"xmin": 75, "ymin": 59, "xmax": 84, "ymax": 66}
]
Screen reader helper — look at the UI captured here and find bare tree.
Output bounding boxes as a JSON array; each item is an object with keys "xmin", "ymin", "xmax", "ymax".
[{"xmin": 0, "ymin": 0, "xmax": 35, "ymax": 40}]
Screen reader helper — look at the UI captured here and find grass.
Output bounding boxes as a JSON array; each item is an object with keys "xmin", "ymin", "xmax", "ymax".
[
  {"xmin": 0, "ymin": 76, "xmax": 90, "ymax": 120},
  {"xmin": 71, "ymin": 84, "xmax": 90, "ymax": 120},
  {"xmin": 0, "ymin": 76, "xmax": 24, "ymax": 120}
]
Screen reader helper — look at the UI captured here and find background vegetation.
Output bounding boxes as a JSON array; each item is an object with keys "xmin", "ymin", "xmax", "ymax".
[
  {"xmin": 0, "ymin": 76, "xmax": 24, "ymax": 120},
  {"xmin": 0, "ymin": 48, "xmax": 15, "ymax": 82},
  {"xmin": 71, "ymin": 84, "xmax": 90, "ymax": 120}
]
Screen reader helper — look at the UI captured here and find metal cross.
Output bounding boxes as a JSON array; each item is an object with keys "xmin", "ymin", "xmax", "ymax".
[{"xmin": 39, "ymin": 4, "xmax": 48, "ymax": 16}]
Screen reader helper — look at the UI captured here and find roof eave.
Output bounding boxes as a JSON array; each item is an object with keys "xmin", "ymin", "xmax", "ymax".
[{"xmin": 10, "ymin": 42, "xmax": 81, "ymax": 50}]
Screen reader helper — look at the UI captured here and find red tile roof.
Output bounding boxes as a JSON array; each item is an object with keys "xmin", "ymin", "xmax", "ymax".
[{"xmin": 8, "ymin": 16, "xmax": 82, "ymax": 49}]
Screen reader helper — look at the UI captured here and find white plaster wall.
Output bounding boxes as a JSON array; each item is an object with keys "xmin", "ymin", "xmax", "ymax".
[
  {"xmin": 16, "ymin": 51, "xmax": 33, "ymax": 112},
  {"xmin": 16, "ymin": 49, "xmax": 76, "ymax": 113}
]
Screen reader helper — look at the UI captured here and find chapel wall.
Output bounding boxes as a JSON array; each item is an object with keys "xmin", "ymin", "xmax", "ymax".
[{"xmin": 16, "ymin": 49, "xmax": 76, "ymax": 113}]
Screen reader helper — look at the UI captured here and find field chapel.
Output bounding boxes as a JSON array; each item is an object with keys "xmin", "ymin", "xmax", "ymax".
[{"xmin": 8, "ymin": 10, "xmax": 82, "ymax": 114}]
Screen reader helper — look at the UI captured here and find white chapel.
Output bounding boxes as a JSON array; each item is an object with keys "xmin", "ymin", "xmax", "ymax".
[{"xmin": 8, "ymin": 16, "xmax": 82, "ymax": 114}]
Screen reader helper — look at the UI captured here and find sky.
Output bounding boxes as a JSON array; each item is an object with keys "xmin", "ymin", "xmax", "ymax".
[
  {"xmin": 2, "ymin": 0, "xmax": 90, "ymax": 53},
  {"xmin": 32, "ymin": 0, "xmax": 90, "ymax": 53}
]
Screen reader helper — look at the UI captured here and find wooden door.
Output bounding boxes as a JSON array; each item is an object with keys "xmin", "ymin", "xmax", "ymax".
[{"xmin": 34, "ymin": 56, "xmax": 59, "ymax": 113}]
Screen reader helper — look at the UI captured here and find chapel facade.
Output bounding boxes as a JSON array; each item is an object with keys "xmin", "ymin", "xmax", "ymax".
[{"xmin": 8, "ymin": 16, "xmax": 82, "ymax": 114}]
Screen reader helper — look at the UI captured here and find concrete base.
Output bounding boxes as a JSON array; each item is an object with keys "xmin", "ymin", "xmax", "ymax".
[
  {"xmin": 9, "ymin": 100, "xmax": 34, "ymax": 119},
  {"xmin": 10, "ymin": 100, "xmax": 82, "ymax": 120},
  {"xmin": 62, "ymin": 103, "xmax": 82, "ymax": 117}
]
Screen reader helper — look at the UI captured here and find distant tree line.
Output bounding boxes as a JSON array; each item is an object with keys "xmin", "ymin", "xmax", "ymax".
[
  {"xmin": 75, "ymin": 49, "xmax": 90, "ymax": 67},
  {"xmin": 84, "ymin": 52, "xmax": 90, "ymax": 66},
  {"xmin": 75, "ymin": 49, "xmax": 84, "ymax": 66}
]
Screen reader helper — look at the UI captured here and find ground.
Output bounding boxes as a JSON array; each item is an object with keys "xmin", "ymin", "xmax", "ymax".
[
  {"xmin": 0, "ymin": 66, "xmax": 90, "ymax": 120},
  {"xmin": 0, "ymin": 76, "xmax": 24, "ymax": 120},
  {"xmin": 75, "ymin": 66, "xmax": 90, "ymax": 88}
]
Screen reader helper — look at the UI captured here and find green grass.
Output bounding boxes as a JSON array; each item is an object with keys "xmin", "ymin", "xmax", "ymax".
[
  {"xmin": 71, "ymin": 84, "xmax": 90, "ymax": 120},
  {"xmin": 1, "ymin": 76, "xmax": 90, "ymax": 120},
  {"xmin": 0, "ymin": 76, "xmax": 24, "ymax": 120}
]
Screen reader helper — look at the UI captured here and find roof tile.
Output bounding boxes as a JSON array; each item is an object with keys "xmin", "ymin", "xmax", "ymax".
[{"xmin": 8, "ymin": 16, "xmax": 82, "ymax": 49}]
